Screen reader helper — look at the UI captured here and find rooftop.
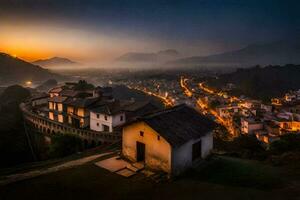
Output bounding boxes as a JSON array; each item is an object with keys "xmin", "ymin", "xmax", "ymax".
[
  {"xmin": 48, "ymin": 96, "xmax": 68, "ymax": 103},
  {"xmin": 64, "ymin": 97, "xmax": 101, "ymax": 108},
  {"xmin": 128, "ymin": 104, "xmax": 216, "ymax": 148}
]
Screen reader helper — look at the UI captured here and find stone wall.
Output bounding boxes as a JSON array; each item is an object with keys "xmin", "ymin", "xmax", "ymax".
[{"xmin": 20, "ymin": 103, "xmax": 121, "ymax": 146}]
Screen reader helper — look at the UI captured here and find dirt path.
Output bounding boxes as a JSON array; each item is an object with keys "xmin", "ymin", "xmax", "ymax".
[{"xmin": 0, "ymin": 152, "xmax": 115, "ymax": 186}]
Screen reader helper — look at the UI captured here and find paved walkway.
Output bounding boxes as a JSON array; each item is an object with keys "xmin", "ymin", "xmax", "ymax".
[
  {"xmin": 0, "ymin": 152, "xmax": 114, "ymax": 186},
  {"xmin": 95, "ymin": 156, "xmax": 146, "ymax": 178}
]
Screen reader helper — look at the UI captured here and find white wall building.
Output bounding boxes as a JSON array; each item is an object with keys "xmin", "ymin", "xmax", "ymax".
[
  {"xmin": 90, "ymin": 104, "xmax": 126, "ymax": 132},
  {"xmin": 122, "ymin": 105, "xmax": 215, "ymax": 176},
  {"xmin": 241, "ymin": 118, "xmax": 263, "ymax": 134}
]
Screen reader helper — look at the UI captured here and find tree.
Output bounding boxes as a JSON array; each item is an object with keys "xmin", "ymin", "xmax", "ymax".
[
  {"xmin": 48, "ymin": 134, "xmax": 83, "ymax": 158},
  {"xmin": 209, "ymin": 99, "xmax": 221, "ymax": 110},
  {"xmin": 73, "ymin": 80, "xmax": 94, "ymax": 91},
  {"xmin": 270, "ymin": 134, "xmax": 300, "ymax": 154},
  {"xmin": 0, "ymin": 85, "xmax": 33, "ymax": 167}
]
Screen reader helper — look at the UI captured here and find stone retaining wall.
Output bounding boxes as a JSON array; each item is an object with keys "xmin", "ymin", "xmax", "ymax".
[{"xmin": 20, "ymin": 103, "xmax": 121, "ymax": 146}]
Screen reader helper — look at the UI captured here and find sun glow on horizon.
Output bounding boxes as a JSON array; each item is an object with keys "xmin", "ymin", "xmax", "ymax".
[{"xmin": 0, "ymin": 20, "xmax": 163, "ymax": 63}]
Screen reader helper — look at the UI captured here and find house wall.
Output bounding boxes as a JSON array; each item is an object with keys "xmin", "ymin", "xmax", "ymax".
[
  {"xmin": 248, "ymin": 123, "xmax": 263, "ymax": 134},
  {"xmin": 241, "ymin": 119, "xmax": 263, "ymax": 134},
  {"xmin": 90, "ymin": 112, "xmax": 125, "ymax": 132},
  {"xmin": 172, "ymin": 132, "xmax": 213, "ymax": 175},
  {"xmin": 122, "ymin": 122, "xmax": 172, "ymax": 173},
  {"xmin": 49, "ymin": 92, "xmax": 59, "ymax": 98}
]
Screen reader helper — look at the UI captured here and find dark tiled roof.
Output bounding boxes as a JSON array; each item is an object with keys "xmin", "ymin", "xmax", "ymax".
[
  {"xmin": 59, "ymin": 89, "xmax": 80, "ymax": 97},
  {"xmin": 91, "ymin": 100, "xmax": 155, "ymax": 116},
  {"xmin": 123, "ymin": 100, "xmax": 152, "ymax": 112},
  {"xmin": 48, "ymin": 87, "xmax": 63, "ymax": 93},
  {"xmin": 129, "ymin": 104, "xmax": 216, "ymax": 148},
  {"xmin": 48, "ymin": 96, "xmax": 68, "ymax": 103},
  {"xmin": 64, "ymin": 97, "xmax": 100, "ymax": 108},
  {"xmin": 91, "ymin": 100, "xmax": 123, "ymax": 115}
]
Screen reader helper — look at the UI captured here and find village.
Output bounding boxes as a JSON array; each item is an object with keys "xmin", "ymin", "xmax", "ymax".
[
  {"xmin": 6, "ymin": 74, "xmax": 297, "ymax": 189},
  {"xmin": 119, "ymin": 75, "xmax": 300, "ymax": 148},
  {"xmin": 24, "ymin": 80, "xmax": 215, "ymax": 178}
]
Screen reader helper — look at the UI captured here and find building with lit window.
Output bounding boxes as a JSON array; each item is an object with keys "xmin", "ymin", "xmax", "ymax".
[{"xmin": 122, "ymin": 105, "xmax": 215, "ymax": 176}]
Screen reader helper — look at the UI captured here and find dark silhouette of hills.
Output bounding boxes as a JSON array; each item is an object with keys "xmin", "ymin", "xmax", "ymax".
[
  {"xmin": 0, "ymin": 85, "xmax": 34, "ymax": 167},
  {"xmin": 33, "ymin": 57, "xmax": 78, "ymax": 68},
  {"xmin": 116, "ymin": 49, "xmax": 179, "ymax": 63},
  {"xmin": 0, "ymin": 53, "xmax": 60, "ymax": 85},
  {"xmin": 171, "ymin": 40, "xmax": 300, "ymax": 67},
  {"xmin": 207, "ymin": 64, "xmax": 300, "ymax": 102}
]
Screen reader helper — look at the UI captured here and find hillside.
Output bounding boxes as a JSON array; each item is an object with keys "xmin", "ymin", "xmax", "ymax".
[
  {"xmin": 171, "ymin": 40, "xmax": 300, "ymax": 68},
  {"xmin": 0, "ymin": 53, "xmax": 60, "ymax": 85},
  {"xmin": 35, "ymin": 79, "xmax": 58, "ymax": 92},
  {"xmin": 0, "ymin": 154, "xmax": 297, "ymax": 200},
  {"xmin": 207, "ymin": 64, "xmax": 300, "ymax": 101},
  {"xmin": 0, "ymin": 85, "xmax": 34, "ymax": 167},
  {"xmin": 33, "ymin": 57, "xmax": 78, "ymax": 69}
]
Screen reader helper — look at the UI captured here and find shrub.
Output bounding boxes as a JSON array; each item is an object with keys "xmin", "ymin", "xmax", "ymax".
[
  {"xmin": 48, "ymin": 134, "xmax": 83, "ymax": 158},
  {"xmin": 270, "ymin": 134, "xmax": 300, "ymax": 154}
]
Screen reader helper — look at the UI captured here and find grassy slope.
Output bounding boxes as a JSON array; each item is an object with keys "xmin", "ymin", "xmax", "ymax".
[
  {"xmin": 1, "ymin": 156, "xmax": 299, "ymax": 200},
  {"xmin": 208, "ymin": 65, "xmax": 300, "ymax": 102}
]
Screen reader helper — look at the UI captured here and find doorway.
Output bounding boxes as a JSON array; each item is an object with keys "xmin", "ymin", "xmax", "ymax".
[
  {"xmin": 136, "ymin": 142, "xmax": 145, "ymax": 162},
  {"xmin": 192, "ymin": 140, "xmax": 202, "ymax": 161}
]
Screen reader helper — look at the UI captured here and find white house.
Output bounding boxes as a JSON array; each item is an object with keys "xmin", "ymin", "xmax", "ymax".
[
  {"xmin": 122, "ymin": 105, "xmax": 215, "ymax": 176},
  {"xmin": 241, "ymin": 117, "xmax": 263, "ymax": 134},
  {"xmin": 90, "ymin": 102, "xmax": 126, "ymax": 132}
]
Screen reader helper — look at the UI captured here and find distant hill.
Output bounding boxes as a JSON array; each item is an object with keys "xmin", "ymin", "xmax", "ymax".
[
  {"xmin": 171, "ymin": 40, "xmax": 300, "ymax": 68},
  {"xmin": 207, "ymin": 64, "xmax": 300, "ymax": 102},
  {"xmin": 35, "ymin": 79, "xmax": 58, "ymax": 92},
  {"xmin": 116, "ymin": 49, "xmax": 179, "ymax": 63},
  {"xmin": 0, "ymin": 53, "xmax": 60, "ymax": 85},
  {"xmin": 33, "ymin": 57, "xmax": 78, "ymax": 69}
]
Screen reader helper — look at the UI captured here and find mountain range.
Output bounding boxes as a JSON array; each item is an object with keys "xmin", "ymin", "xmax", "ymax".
[
  {"xmin": 0, "ymin": 53, "xmax": 61, "ymax": 85},
  {"xmin": 33, "ymin": 57, "xmax": 78, "ymax": 69},
  {"xmin": 169, "ymin": 40, "xmax": 300, "ymax": 68},
  {"xmin": 116, "ymin": 49, "xmax": 180, "ymax": 63}
]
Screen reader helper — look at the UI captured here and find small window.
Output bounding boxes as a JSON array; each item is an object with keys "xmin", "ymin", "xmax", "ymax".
[
  {"xmin": 120, "ymin": 115, "xmax": 123, "ymax": 121},
  {"xmin": 96, "ymin": 114, "xmax": 99, "ymax": 118},
  {"xmin": 140, "ymin": 131, "xmax": 144, "ymax": 137},
  {"xmin": 157, "ymin": 135, "xmax": 160, "ymax": 140},
  {"xmin": 105, "ymin": 115, "xmax": 108, "ymax": 120},
  {"xmin": 96, "ymin": 123, "xmax": 99, "ymax": 126}
]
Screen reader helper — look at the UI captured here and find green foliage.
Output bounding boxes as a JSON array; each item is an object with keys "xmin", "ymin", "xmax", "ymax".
[
  {"xmin": 208, "ymin": 99, "xmax": 221, "ymax": 109},
  {"xmin": 73, "ymin": 80, "xmax": 95, "ymax": 91},
  {"xmin": 232, "ymin": 135, "xmax": 264, "ymax": 152},
  {"xmin": 0, "ymin": 85, "xmax": 30, "ymax": 104},
  {"xmin": 215, "ymin": 135, "xmax": 266, "ymax": 160},
  {"xmin": 208, "ymin": 64, "xmax": 300, "ymax": 102},
  {"xmin": 270, "ymin": 134, "xmax": 300, "ymax": 154},
  {"xmin": 48, "ymin": 134, "xmax": 83, "ymax": 158},
  {"xmin": 187, "ymin": 157, "xmax": 283, "ymax": 190},
  {"xmin": 0, "ymin": 85, "xmax": 34, "ymax": 167}
]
